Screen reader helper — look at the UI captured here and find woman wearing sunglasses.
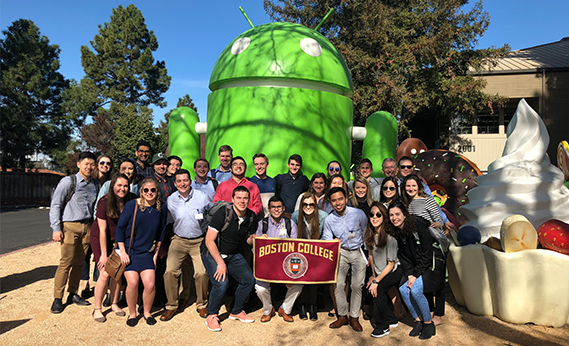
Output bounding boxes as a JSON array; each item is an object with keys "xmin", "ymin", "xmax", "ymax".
[
  {"xmin": 387, "ymin": 201, "xmax": 436, "ymax": 340},
  {"xmin": 326, "ymin": 160, "xmax": 342, "ymax": 179},
  {"xmin": 291, "ymin": 192, "xmax": 329, "ymax": 320},
  {"xmin": 92, "ymin": 155, "xmax": 113, "ymax": 185},
  {"xmin": 379, "ymin": 177, "xmax": 401, "ymax": 207},
  {"xmin": 365, "ymin": 202, "xmax": 402, "ymax": 338},
  {"xmin": 115, "ymin": 177, "xmax": 167, "ymax": 327}
]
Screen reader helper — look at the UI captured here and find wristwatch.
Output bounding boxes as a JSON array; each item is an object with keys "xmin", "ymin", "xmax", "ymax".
[{"xmin": 372, "ymin": 280, "xmax": 378, "ymax": 284}]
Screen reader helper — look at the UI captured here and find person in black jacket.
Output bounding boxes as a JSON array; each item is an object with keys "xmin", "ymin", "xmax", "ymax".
[{"xmin": 387, "ymin": 201, "xmax": 436, "ymax": 340}]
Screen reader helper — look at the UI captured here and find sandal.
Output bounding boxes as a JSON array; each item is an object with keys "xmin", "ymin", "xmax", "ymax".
[
  {"xmin": 112, "ymin": 304, "xmax": 126, "ymax": 317},
  {"xmin": 92, "ymin": 308, "xmax": 106, "ymax": 323}
]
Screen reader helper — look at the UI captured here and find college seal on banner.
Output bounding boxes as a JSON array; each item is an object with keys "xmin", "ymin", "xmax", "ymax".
[{"xmin": 283, "ymin": 253, "xmax": 308, "ymax": 279}]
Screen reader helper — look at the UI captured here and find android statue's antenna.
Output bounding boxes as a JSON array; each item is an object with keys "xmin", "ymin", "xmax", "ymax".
[
  {"xmin": 314, "ymin": 7, "xmax": 334, "ymax": 31},
  {"xmin": 239, "ymin": 6, "xmax": 255, "ymax": 28}
]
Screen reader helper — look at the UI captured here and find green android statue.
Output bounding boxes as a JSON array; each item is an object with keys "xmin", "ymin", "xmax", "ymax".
[{"xmin": 206, "ymin": 21, "xmax": 354, "ymax": 179}]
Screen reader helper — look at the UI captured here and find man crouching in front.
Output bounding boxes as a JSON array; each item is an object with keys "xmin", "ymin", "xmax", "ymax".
[{"xmin": 201, "ymin": 186, "xmax": 256, "ymax": 331}]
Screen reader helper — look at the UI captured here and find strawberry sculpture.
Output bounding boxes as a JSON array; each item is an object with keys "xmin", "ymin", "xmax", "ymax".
[{"xmin": 538, "ymin": 219, "xmax": 569, "ymax": 255}]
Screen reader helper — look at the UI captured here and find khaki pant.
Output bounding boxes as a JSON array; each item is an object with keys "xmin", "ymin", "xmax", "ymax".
[
  {"xmin": 335, "ymin": 248, "xmax": 366, "ymax": 317},
  {"xmin": 164, "ymin": 235, "xmax": 209, "ymax": 310},
  {"xmin": 53, "ymin": 222, "xmax": 91, "ymax": 299}
]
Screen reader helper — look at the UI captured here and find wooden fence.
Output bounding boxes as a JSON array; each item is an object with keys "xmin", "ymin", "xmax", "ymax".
[{"xmin": 1, "ymin": 171, "xmax": 65, "ymax": 205}]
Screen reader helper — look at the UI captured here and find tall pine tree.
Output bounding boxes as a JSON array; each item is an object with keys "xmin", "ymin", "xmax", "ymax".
[
  {"xmin": 69, "ymin": 4, "xmax": 170, "ymax": 161},
  {"xmin": 1, "ymin": 19, "xmax": 71, "ymax": 169}
]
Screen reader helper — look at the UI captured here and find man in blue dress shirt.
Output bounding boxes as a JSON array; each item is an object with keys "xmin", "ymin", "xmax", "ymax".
[
  {"xmin": 251, "ymin": 196, "xmax": 302, "ymax": 323},
  {"xmin": 161, "ymin": 169, "xmax": 213, "ymax": 321},
  {"xmin": 49, "ymin": 152, "xmax": 99, "ymax": 313},
  {"xmin": 322, "ymin": 187, "xmax": 368, "ymax": 332}
]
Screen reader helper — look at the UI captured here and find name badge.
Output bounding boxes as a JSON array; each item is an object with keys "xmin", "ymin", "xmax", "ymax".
[
  {"xmin": 195, "ymin": 213, "xmax": 204, "ymax": 220},
  {"xmin": 347, "ymin": 231, "xmax": 355, "ymax": 239},
  {"xmin": 279, "ymin": 227, "xmax": 287, "ymax": 237}
]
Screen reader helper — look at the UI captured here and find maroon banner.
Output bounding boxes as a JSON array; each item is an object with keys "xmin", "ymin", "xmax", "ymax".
[{"xmin": 253, "ymin": 237, "xmax": 341, "ymax": 284}]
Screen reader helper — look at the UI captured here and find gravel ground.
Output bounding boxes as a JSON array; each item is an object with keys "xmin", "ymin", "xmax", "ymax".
[{"xmin": 1, "ymin": 242, "xmax": 568, "ymax": 346}]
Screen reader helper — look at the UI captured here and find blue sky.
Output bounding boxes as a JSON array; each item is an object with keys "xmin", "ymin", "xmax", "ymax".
[{"xmin": 2, "ymin": 0, "xmax": 568, "ymax": 124}]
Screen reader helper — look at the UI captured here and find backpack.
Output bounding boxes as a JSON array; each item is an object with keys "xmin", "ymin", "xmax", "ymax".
[
  {"xmin": 60, "ymin": 174, "xmax": 101, "ymax": 215},
  {"xmin": 200, "ymin": 200, "xmax": 256, "ymax": 236},
  {"xmin": 261, "ymin": 217, "xmax": 292, "ymax": 238},
  {"xmin": 210, "ymin": 169, "xmax": 217, "ymax": 180}
]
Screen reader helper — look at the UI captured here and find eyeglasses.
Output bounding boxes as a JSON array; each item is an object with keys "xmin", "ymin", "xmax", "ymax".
[
  {"xmin": 369, "ymin": 212, "xmax": 383, "ymax": 218},
  {"xmin": 137, "ymin": 150, "xmax": 150, "ymax": 154},
  {"xmin": 382, "ymin": 186, "xmax": 396, "ymax": 191},
  {"xmin": 100, "ymin": 161, "xmax": 111, "ymax": 166},
  {"xmin": 302, "ymin": 203, "xmax": 316, "ymax": 208},
  {"xmin": 143, "ymin": 188, "xmax": 157, "ymax": 193},
  {"xmin": 400, "ymin": 165, "xmax": 413, "ymax": 169},
  {"xmin": 329, "ymin": 167, "xmax": 340, "ymax": 172},
  {"xmin": 383, "ymin": 166, "xmax": 396, "ymax": 170}
]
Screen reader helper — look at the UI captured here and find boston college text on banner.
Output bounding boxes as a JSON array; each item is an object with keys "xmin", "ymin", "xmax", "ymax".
[{"xmin": 253, "ymin": 237, "xmax": 341, "ymax": 284}]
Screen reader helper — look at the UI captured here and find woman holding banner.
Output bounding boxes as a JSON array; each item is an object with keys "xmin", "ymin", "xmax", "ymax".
[
  {"xmin": 365, "ymin": 202, "xmax": 402, "ymax": 338},
  {"xmin": 291, "ymin": 192, "xmax": 328, "ymax": 320}
]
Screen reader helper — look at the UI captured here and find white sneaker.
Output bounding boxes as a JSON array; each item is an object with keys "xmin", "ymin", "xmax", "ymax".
[{"xmin": 371, "ymin": 328, "xmax": 390, "ymax": 338}]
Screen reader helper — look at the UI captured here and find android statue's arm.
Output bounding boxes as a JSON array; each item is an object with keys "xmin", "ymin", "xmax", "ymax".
[{"xmin": 352, "ymin": 126, "xmax": 366, "ymax": 141}]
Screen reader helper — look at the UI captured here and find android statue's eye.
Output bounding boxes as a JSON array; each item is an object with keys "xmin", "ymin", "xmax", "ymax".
[
  {"xmin": 419, "ymin": 149, "xmax": 426, "ymax": 153},
  {"xmin": 231, "ymin": 37, "xmax": 250, "ymax": 55},
  {"xmin": 411, "ymin": 149, "xmax": 417, "ymax": 155},
  {"xmin": 300, "ymin": 38, "xmax": 322, "ymax": 57}
]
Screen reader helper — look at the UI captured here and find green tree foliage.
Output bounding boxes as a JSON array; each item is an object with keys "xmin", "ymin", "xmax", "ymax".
[
  {"xmin": 264, "ymin": 0, "xmax": 509, "ymax": 139},
  {"xmin": 156, "ymin": 94, "xmax": 199, "ymax": 155},
  {"xmin": 0, "ymin": 19, "xmax": 72, "ymax": 169},
  {"xmin": 80, "ymin": 4, "xmax": 171, "ymax": 110},
  {"xmin": 111, "ymin": 104, "xmax": 156, "ymax": 163},
  {"xmin": 65, "ymin": 4, "xmax": 171, "ymax": 166}
]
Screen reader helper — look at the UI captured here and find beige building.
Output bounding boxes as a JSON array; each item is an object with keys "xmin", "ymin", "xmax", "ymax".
[{"xmin": 456, "ymin": 37, "xmax": 569, "ymax": 172}]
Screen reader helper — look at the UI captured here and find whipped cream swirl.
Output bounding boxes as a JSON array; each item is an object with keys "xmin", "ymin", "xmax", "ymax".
[{"xmin": 459, "ymin": 99, "xmax": 569, "ymax": 242}]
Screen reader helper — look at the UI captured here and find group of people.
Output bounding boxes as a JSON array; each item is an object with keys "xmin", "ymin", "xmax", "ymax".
[{"xmin": 49, "ymin": 141, "xmax": 451, "ymax": 340}]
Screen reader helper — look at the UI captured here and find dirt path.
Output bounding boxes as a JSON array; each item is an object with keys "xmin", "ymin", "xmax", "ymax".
[{"xmin": 1, "ymin": 242, "xmax": 567, "ymax": 346}]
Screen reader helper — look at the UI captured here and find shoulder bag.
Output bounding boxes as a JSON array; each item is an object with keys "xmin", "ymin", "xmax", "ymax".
[{"xmin": 105, "ymin": 200, "xmax": 137, "ymax": 281}]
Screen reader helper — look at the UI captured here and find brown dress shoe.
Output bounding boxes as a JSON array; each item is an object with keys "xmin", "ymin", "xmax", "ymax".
[
  {"xmin": 329, "ymin": 315, "xmax": 349, "ymax": 328},
  {"xmin": 177, "ymin": 299, "xmax": 188, "ymax": 312},
  {"xmin": 278, "ymin": 307, "xmax": 294, "ymax": 322},
  {"xmin": 197, "ymin": 308, "xmax": 208, "ymax": 318},
  {"xmin": 160, "ymin": 309, "xmax": 176, "ymax": 321},
  {"xmin": 261, "ymin": 308, "xmax": 276, "ymax": 322},
  {"xmin": 350, "ymin": 317, "xmax": 363, "ymax": 332}
]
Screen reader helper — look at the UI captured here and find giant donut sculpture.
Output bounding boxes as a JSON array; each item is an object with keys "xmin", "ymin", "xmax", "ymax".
[{"xmin": 412, "ymin": 150, "xmax": 482, "ymax": 218}]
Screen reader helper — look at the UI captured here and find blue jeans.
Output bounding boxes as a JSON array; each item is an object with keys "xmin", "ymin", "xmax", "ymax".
[
  {"xmin": 399, "ymin": 275, "xmax": 431, "ymax": 322},
  {"xmin": 201, "ymin": 252, "xmax": 255, "ymax": 316}
]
